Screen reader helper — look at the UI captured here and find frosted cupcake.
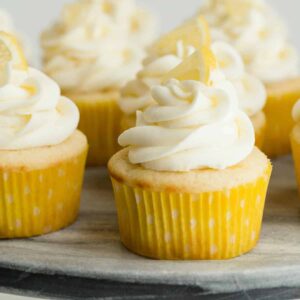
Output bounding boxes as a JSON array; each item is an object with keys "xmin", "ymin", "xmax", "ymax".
[
  {"xmin": 199, "ymin": 0, "xmax": 300, "ymax": 157},
  {"xmin": 119, "ymin": 20, "xmax": 266, "ymax": 148},
  {"xmin": 0, "ymin": 32, "xmax": 88, "ymax": 238},
  {"xmin": 41, "ymin": 0, "xmax": 157, "ymax": 165},
  {"xmin": 109, "ymin": 47, "xmax": 272, "ymax": 260}
]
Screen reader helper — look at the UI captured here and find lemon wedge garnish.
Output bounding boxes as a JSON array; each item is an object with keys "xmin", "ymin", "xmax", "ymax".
[
  {"xmin": 0, "ymin": 31, "xmax": 28, "ymax": 72},
  {"xmin": 162, "ymin": 47, "xmax": 217, "ymax": 85},
  {"xmin": 151, "ymin": 16, "xmax": 211, "ymax": 57}
]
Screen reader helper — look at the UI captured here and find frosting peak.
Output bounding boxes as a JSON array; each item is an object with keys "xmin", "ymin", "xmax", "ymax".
[
  {"xmin": 119, "ymin": 76, "xmax": 255, "ymax": 171},
  {"xmin": 41, "ymin": 0, "xmax": 157, "ymax": 93},
  {"xmin": 119, "ymin": 41, "xmax": 195, "ymax": 115},
  {"xmin": 199, "ymin": 0, "xmax": 299, "ymax": 83}
]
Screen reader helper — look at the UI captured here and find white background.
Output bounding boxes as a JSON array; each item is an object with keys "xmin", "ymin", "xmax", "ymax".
[{"xmin": 1, "ymin": 0, "xmax": 300, "ymax": 62}]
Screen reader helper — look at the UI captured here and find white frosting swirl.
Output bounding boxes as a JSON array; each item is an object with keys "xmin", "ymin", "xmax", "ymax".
[
  {"xmin": 199, "ymin": 0, "xmax": 299, "ymax": 83},
  {"xmin": 119, "ymin": 41, "xmax": 195, "ymax": 115},
  {"xmin": 119, "ymin": 78, "xmax": 254, "ymax": 171},
  {"xmin": 0, "ymin": 67, "xmax": 79, "ymax": 150},
  {"xmin": 212, "ymin": 41, "xmax": 266, "ymax": 116},
  {"xmin": 41, "ymin": 0, "xmax": 157, "ymax": 93},
  {"xmin": 119, "ymin": 40, "xmax": 266, "ymax": 118}
]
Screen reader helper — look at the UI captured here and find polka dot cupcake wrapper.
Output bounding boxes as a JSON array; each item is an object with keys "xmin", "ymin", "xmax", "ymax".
[
  {"xmin": 73, "ymin": 96, "xmax": 121, "ymax": 166},
  {"xmin": 0, "ymin": 150, "xmax": 87, "ymax": 238},
  {"xmin": 111, "ymin": 164, "xmax": 272, "ymax": 260}
]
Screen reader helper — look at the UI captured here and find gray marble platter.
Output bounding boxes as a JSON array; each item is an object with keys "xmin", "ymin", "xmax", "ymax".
[{"xmin": 0, "ymin": 156, "xmax": 300, "ymax": 293}]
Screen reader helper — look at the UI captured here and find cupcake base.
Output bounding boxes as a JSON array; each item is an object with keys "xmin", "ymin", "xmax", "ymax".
[
  {"xmin": 0, "ymin": 130, "xmax": 88, "ymax": 239},
  {"xmin": 65, "ymin": 91, "xmax": 121, "ymax": 166},
  {"xmin": 263, "ymin": 77, "xmax": 300, "ymax": 157},
  {"xmin": 109, "ymin": 148, "xmax": 272, "ymax": 260}
]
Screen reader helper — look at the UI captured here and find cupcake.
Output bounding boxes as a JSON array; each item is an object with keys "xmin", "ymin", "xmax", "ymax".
[
  {"xmin": 0, "ymin": 32, "xmax": 88, "ymax": 238},
  {"xmin": 198, "ymin": 0, "xmax": 300, "ymax": 157},
  {"xmin": 119, "ymin": 20, "xmax": 266, "ymax": 148},
  {"xmin": 41, "ymin": 0, "xmax": 157, "ymax": 166},
  {"xmin": 109, "ymin": 47, "xmax": 272, "ymax": 260}
]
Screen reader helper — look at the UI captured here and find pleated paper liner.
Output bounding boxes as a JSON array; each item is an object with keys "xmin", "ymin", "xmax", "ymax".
[
  {"xmin": 69, "ymin": 93, "xmax": 122, "ymax": 166},
  {"xmin": 0, "ymin": 150, "xmax": 87, "ymax": 239},
  {"xmin": 111, "ymin": 163, "xmax": 272, "ymax": 260},
  {"xmin": 263, "ymin": 77, "xmax": 300, "ymax": 157}
]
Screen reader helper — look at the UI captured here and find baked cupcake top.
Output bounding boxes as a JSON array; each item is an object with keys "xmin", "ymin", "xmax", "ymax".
[
  {"xmin": 41, "ymin": 0, "xmax": 157, "ymax": 94},
  {"xmin": 0, "ymin": 31, "xmax": 79, "ymax": 150},
  {"xmin": 199, "ymin": 0, "xmax": 299, "ymax": 83},
  {"xmin": 119, "ymin": 47, "xmax": 255, "ymax": 172},
  {"xmin": 119, "ymin": 18, "xmax": 266, "ymax": 118}
]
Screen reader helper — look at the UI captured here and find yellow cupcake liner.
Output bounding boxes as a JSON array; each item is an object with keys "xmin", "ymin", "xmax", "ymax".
[
  {"xmin": 0, "ymin": 150, "xmax": 87, "ymax": 239},
  {"xmin": 110, "ymin": 164, "xmax": 272, "ymax": 260},
  {"xmin": 263, "ymin": 88, "xmax": 300, "ymax": 157},
  {"xmin": 74, "ymin": 97, "xmax": 121, "ymax": 166}
]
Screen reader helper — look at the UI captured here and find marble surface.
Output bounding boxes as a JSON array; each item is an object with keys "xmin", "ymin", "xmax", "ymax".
[{"xmin": 0, "ymin": 156, "xmax": 300, "ymax": 293}]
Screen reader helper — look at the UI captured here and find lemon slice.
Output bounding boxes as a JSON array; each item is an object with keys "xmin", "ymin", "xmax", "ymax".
[
  {"xmin": 162, "ymin": 47, "xmax": 217, "ymax": 85},
  {"xmin": 0, "ymin": 31, "xmax": 28, "ymax": 71},
  {"xmin": 150, "ymin": 16, "xmax": 211, "ymax": 57},
  {"xmin": 224, "ymin": 0, "xmax": 253, "ymax": 19}
]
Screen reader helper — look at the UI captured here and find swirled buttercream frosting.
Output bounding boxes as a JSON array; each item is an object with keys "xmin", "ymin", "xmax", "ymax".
[
  {"xmin": 212, "ymin": 41, "xmax": 266, "ymax": 116},
  {"xmin": 119, "ymin": 40, "xmax": 266, "ymax": 118},
  {"xmin": 119, "ymin": 41, "xmax": 195, "ymax": 115},
  {"xmin": 119, "ymin": 76, "xmax": 255, "ymax": 171},
  {"xmin": 41, "ymin": 0, "xmax": 157, "ymax": 93},
  {"xmin": 0, "ymin": 66, "xmax": 79, "ymax": 150},
  {"xmin": 199, "ymin": 0, "xmax": 299, "ymax": 83}
]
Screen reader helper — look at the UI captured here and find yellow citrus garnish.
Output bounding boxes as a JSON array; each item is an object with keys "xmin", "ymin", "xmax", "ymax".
[
  {"xmin": 150, "ymin": 16, "xmax": 211, "ymax": 57},
  {"xmin": 163, "ymin": 47, "xmax": 217, "ymax": 85},
  {"xmin": 0, "ymin": 31, "xmax": 28, "ymax": 71}
]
